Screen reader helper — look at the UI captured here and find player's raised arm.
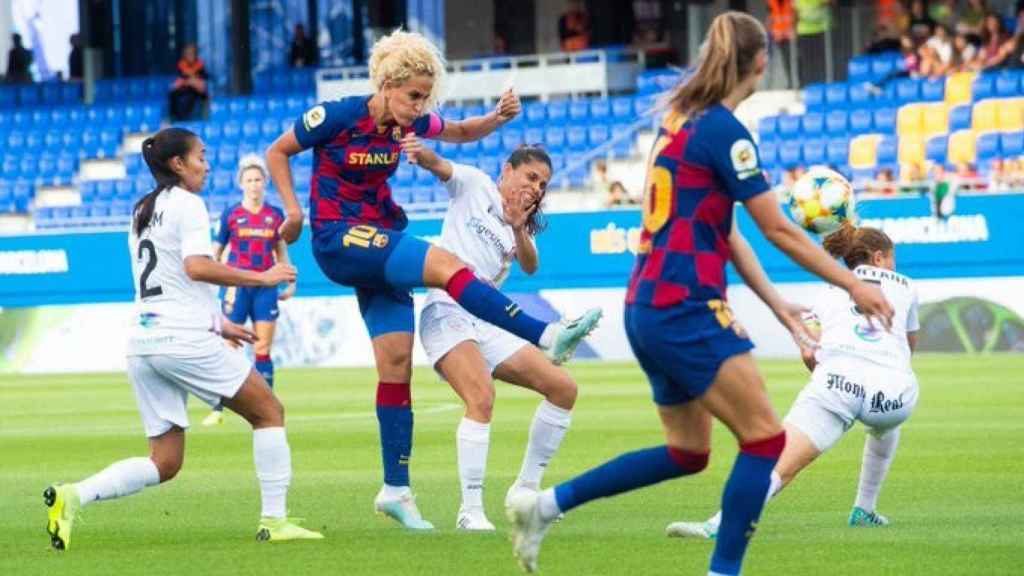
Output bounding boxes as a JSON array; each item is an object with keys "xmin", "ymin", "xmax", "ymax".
[
  {"xmin": 400, "ymin": 134, "xmax": 453, "ymax": 181},
  {"xmin": 438, "ymin": 88, "xmax": 520, "ymax": 143},
  {"xmin": 266, "ymin": 129, "xmax": 305, "ymax": 244},
  {"xmin": 184, "ymin": 255, "xmax": 295, "ymax": 288}
]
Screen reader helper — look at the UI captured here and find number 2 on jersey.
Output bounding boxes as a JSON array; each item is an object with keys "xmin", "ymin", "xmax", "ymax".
[{"xmin": 137, "ymin": 239, "xmax": 163, "ymax": 299}]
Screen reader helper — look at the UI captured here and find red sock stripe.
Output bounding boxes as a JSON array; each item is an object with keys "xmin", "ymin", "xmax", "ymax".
[
  {"xmin": 445, "ymin": 267, "xmax": 475, "ymax": 301},
  {"xmin": 255, "ymin": 354, "xmax": 271, "ymax": 363},
  {"xmin": 376, "ymin": 382, "xmax": 411, "ymax": 407},
  {"xmin": 740, "ymin": 431, "xmax": 787, "ymax": 459},
  {"xmin": 667, "ymin": 446, "xmax": 710, "ymax": 473}
]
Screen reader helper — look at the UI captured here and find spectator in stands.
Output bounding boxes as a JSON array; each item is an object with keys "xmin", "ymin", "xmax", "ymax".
[
  {"xmin": 168, "ymin": 43, "xmax": 209, "ymax": 122},
  {"xmin": 1005, "ymin": 158, "xmax": 1024, "ymax": 188},
  {"xmin": 959, "ymin": 0, "xmax": 988, "ymax": 37},
  {"xmin": 929, "ymin": 0, "xmax": 956, "ymax": 29},
  {"xmin": 952, "ymin": 31, "xmax": 981, "ymax": 71},
  {"xmin": 605, "ymin": 181, "xmax": 637, "ymax": 207},
  {"xmin": 870, "ymin": 167, "xmax": 898, "ymax": 195},
  {"xmin": 924, "ymin": 24, "xmax": 954, "ymax": 76},
  {"xmin": 767, "ymin": 0, "xmax": 796, "ymax": 88},
  {"xmin": 68, "ymin": 33, "xmax": 83, "ymax": 82},
  {"xmin": 908, "ymin": 0, "xmax": 937, "ymax": 44},
  {"xmin": 979, "ymin": 12, "xmax": 1010, "ymax": 68},
  {"xmin": 875, "ymin": 0, "xmax": 908, "ymax": 36},
  {"xmin": 558, "ymin": 0, "xmax": 590, "ymax": 52},
  {"xmin": 4, "ymin": 33, "xmax": 33, "ymax": 84},
  {"xmin": 632, "ymin": 0, "xmax": 666, "ymax": 48},
  {"xmin": 989, "ymin": 159, "xmax": 1009, "ymax": 191},
  {"xmin": 289, "ymin": 23, "xmax": 318, "ymax": 68},
  {"xmin": 864, "ymin": 19, "xmax": 903, "ymax": 55},
  {"xmin": 795, "ymin": 0, "xmax": 833, "ymax": 86}
]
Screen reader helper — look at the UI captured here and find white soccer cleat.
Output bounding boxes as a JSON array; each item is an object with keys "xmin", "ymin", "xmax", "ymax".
[
  {"xmin": 456, "ymin": 506, "xmax": 496, "ymax": 531},
  {"xmin": 505, "ymin": 482, "xmax": 538, "ymax": 510},
  {"xmin": 666, "ymin": 520, "xmax": 717, "ymax": 540},
  {"xmin": 373, "ymin": 487, "xmax": 434, "ymax": 530},
  {"xmin": 506, "ymin": 490, "xmax": 554, "ymax": 573},
  {"xmin": 201, "ymin": 409, "xmax": 224, "ymax": 427}
]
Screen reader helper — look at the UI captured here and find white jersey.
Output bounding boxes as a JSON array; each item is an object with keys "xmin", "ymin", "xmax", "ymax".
[
  {"xmin": 424, "ymin": 163, "xmax": 527, "ymax": 308},
  {"xmin": 811, "ymin": 265, "xmax": 919, "ymax": 373},
  {"xmin": 127, "ymin": 187, "xmax": 222, "ymax": 357}
]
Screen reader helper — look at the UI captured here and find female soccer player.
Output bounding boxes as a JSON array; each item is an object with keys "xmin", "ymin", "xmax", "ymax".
[
  {"xmin": 43, "ymin": 128, "xmax": 321, "ymax": 551},
  {"xmin": 403, "ymin": 139, "xmax": 578, "ymax": 531},
  {"xmin": 667, "ymin": 223, "xmax": 918, "ymax": 538},
  {"xmin": 202, "ymin": 154, "xmax": 295, "ymax": 427},
  {"xmin": 266, "ymin": 29, "xmax": 600, "ymax": 530},
  {"xmin": 506, "ymin": 12, "xmax": 894, "ymax": 575}
]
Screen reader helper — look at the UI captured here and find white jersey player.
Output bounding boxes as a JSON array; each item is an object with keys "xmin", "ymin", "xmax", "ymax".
[
  {"xmin": 402, "ymin": 139, "xmax": 582, "ymax": 531},
  {"xmin": 668, "ymin": 223, "xmax": 919, "ymax": 539},
  {"xmin": 43, "ymin": 128, "xmax": 321, "ymax": 551}
]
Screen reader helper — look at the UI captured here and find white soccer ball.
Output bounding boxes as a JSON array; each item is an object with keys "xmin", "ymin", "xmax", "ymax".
[{"xmin": 787, "ymin": 167, "xmax": 855, "ymax": 235}]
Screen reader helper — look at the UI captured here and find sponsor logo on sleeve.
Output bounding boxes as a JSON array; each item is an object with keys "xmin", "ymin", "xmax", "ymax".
[
  {"xmin": 303, "ymin": 105, "xmax": 326, "ymax": 131},
  {"xmin": 730, "ymin": 139, "xmax": 760, "ymax": 180}
]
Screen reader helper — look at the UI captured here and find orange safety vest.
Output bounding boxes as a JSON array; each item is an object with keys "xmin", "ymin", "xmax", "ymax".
[
  {"xmin": 561, "ymin": 12, "xmax": 590, "ymax": 52},
  {"xmin": 177, "ymin": 57, "xmax": 205, "ymax": 77},
  {"xmin": 767, "ymin": 0, "xmax": 795, "ymax": 42}
]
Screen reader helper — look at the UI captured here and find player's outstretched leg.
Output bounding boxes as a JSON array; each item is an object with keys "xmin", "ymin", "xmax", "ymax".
[
  {"xmin": 849, "ymin": 427, "xmax": 900, "ymax": 527},
  {"xmin": 373, "ymin": 379, "xmax": 434, "ymax": 531}
]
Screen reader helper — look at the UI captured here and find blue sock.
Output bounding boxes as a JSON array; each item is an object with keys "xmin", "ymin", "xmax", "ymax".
[
  {"xmin": 710, "ymin": 433, "xmax": 786, "ymax": 576},
  {"xmin": 376, "ymin": 382, "xmax": 413, "ymax": 486},
  {"xmin": 446, "ymin": 268, "xmax": 547, "ymax": 345},
  {"xmin": 554, "ymin": 445, "xmax": 708, "ymax": 514},
  {"xmin": 255, "ymin": 354, "xmax": 274, "ymax": 389}
]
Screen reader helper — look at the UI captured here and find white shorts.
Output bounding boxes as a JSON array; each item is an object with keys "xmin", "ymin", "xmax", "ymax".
[
  {"xmin": 127, "ymin": 347, "xmax": 252, "ymax": 438},
  {"xmin": 784, "ymin": 358, "xmax": 919, "ymax": 452},
  {"xmin": 419, "ymin": 302, "xmax": 528, "ymax": 375}
]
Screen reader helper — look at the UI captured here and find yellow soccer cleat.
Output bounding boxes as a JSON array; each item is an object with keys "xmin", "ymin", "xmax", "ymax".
[
  {"xmin": 44, "ymin": 484, "xmax": 81, "ymax": 551},
  {"xmin": 255, "ymin": 517, "xmax": 325, "ymax": 542},
  {"xmin": 201, "ymin": 409, "xmax": 224, "ymax": 427}
]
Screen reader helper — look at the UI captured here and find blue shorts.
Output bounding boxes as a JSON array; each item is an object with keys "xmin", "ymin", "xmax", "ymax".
[
  {"xmin": 312, "ymin": 221, "xmax": 431, "ymax": 337},
  {"xmin": 624, "ymin": 300, "xmax": 755, "ymax": 406},
  {"xmin": 222, "ymin": 285, "xmax": 279, "ymax": 324}
]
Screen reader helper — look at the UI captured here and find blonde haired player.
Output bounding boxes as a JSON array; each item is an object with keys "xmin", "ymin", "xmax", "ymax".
[
  {"xmin": 202, "ymin": 154, "xmax": 295, "ymax": 426},
  {"xmin": 668, "ymin": 222, "xmax": 920, "ymax": 539},
  {"xmin": 43, "ymin": 128, "xmax": 321, "ymax": 550},
  {"xmin": 267, "ymin": 29, "xmax": 600, "ymax": 530}
]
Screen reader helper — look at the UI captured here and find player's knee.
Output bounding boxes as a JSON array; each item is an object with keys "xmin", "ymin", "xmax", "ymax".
[
  {"xmin": 548, "ymin": 372, "xmax": 578, "ymax": 409},
  {"xmin": 379, "ymin": 348, "xmax": 413, "ymax": 379},
  {"xmin": 465, "ymin": 382, "xmax": 495, "ymax": 422},
  {"xmin": 254, "ymin": 340, "xmax": 271, "ymax": 357},
  {"xmin": 151, "ymin": 454, "xmax": 183, "ymax": 483},
  {"xmin": 667, "ymin": 446, "xmax": 710, "ymax": 474}
]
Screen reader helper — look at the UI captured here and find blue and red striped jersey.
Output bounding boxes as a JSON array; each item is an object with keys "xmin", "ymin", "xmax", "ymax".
[
  {"xmin": 293, "ymin": 95, "xmax": 445, "ymax": 231},
  {"xmin": 626, "ymin": 104, "xmax": 770, "ymax": 308},
  {"xmin": 216, "ymin": 202, "xmax": 285, "ymax": 272}
]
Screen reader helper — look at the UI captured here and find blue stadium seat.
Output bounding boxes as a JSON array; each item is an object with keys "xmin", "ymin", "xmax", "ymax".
[
  {"xmin": 1002, "ymin": 132, "xmax": 1024, "ymax": 156},
  {"xmin": 995, "ymin": 72, "xmax": 1021, "ymax": 97},
  {"xmin": 217, "ymin": 146, "xmax": 238, "ymax": 168},
  {"xmin": 210, "ymin": 100, "xmax": 232, "ymax": 120},
  {"xmin": 6, "ymin": 131, "xmax": 25, "ymax": 149},
  {"xmin": 524, "ymin": 127, "xmax": 544, "ymax": 147},
  {"xmin": 31, "ymin": 109, "xmax": 50, "ymax": 126},
  {"xmin": 203, "ymin": 122, "xmax": 224, "ymax": 144},
  {"xmin": 801, "ymin": 112, "xmax": 824, "ymax": 135},
  {"xmin": 95, "ymin": 180, "xmax": 116, "ymax": 200},
  {"xmin": 779, "ymin": 141, "xmax": 802, "ymax": 168},
  {"xmin": 589, "ymin": 99, "xmax": 610, "ymax": 120},
  {"xmin": 611, "ymin": 97, "xmax": 633, "ymax": 119},
  {"xmin": 0, "ymin": 182, "xmax": 12, "ymax": 204},
  {"xmin": 17, "ymin": 84, "xmax": 40, "ymax": 106},
  {"xmin": 825, "ymin": 83, "xmax": 849, "ymax": 108},
  {"xmin": 547, "ymin": 100, "xmax": 568, "ymax": 124},
  {"xmin": 242, "ymin": 119, "xmax": 261, "ymax": 140},
  {"xmin": 825, "ymin": 110, "xmax": 849, "ymax": 134},
  {"xmin": 949, "ymin": 105, "xmax": 972, "ymax": 132},
  {"xmin": 392, "ymin": 189, "xmax": 413, "ymax": 205},
  {"xmin": 114, "ymin": 179, "xmax": 134, "ymax": 200},
  {"xmin": 412, "ymin": 188, "xmax": 433, "ymax": 204},
  {"xmin": 11, "ymin": 109, "xmax": 30, "ymax": 127},
  {"xmin": 804, "ymin": 84, "xmax": 825, "ymax": 110},
  {"xmin": 79, "ymin": 180, "xmax": 99, "ymax": 201},
  {"xmin": 870, "ymin": 57, "xmax": 896, "ymax": 79},
  {"xmin": 778, "ymin": 115, "xmax": 801, "ymax": 138},
  {"xmin": 894, "ymin": 78, "xmax": 920, "ymax": 104},
  {"xmin": 481, "ymin": 132, "xmax": 501, "ymax": 154},
  {"xmin": 60, "ymin": 83, "xmax": 81, "ymax": 105},
  {"xmin": 758, "ymin": 116, "xmax": 778, "ymax": 140},
  {"xmin": 972, "ymin": 74, "xmax": 995, "ymax": 101},
  {"xmin": 44, "ymin": 130, "xmax": 63, "ymax": 151},
  {"xmin": 634, "ymin": 94, "xmax": 657, "ymax": 117},
  {"xmin": 37, "ymin": 154, "xmax": 57, "ymax": 175},
  {"xmin": 873, "ymin": 107, "xmax": 897, "ymax": 133},
  {"xmin": 849, "ymin": 108, "xmax": 873, "ymax": 135},
  {"xmin": 56, "ymin": 154, "xmax": 76, "ymax": 174},
  {"xmin": 502, "ymin": 128, "xmax": 525, "ymax": 152},
  {"xmin": 88, "ymin": 205, "xmax": 109, "ymax": 218},
  {"xmin": 110, "ymin": 201, "xmax": 132, "ymax": 217},
  {"xmin": 926, "ymin": 135, "xmax": 948, "ymax": 163},
  {"xmin": 544, "ymin": 125, "xmax": 566, "ymax": 150},
  {"xmin": 977, "ymin": 132, "xmax": 1001, "ymax": 160},
  {"xmin": 462, "ymin": 105, "xmax": 485, "ymax": 119},
  {"xmin": 62, "ymin": 130, "xmax": 82, "ymax": 151},
  {"xmin": 848, "ymin": 83, "xmax": 872, "ymax": 108},
  {"xmin": 459, "ymin": 139, "xmax": 480, "ymax": 154},
  {"xmin": 50, "ymin": 108, "xmax": 69, "ymax": 126},
  {"xmin": 759, "ymin": 140, "xmax": 778, "ymax": 169},
  {"xmin": 826, "ymin": 138, "xmax": 850, "ymax": 166},
  {"xmin": 222, "ymin": 120, "xmax": 242, "ymax": 142},
  {"xmin": 877, "ymin": 136, "xmax": 897, "ymax": 164},
  {"xmin": 847, "ymin": 57, "xmax": 871, "ymax": 82},
  {"xmin": 395, "ymin": 163, "xmax": 414, "ymax": 185},
  {"xmin": 566, "ymin": 125, "xmax": 588, "ymax": 151},
  {"xmin": 134, "ymin": 176, "xmax": 154, "ymax": 195},
  {"xmin": 588, "ymin": 124, "xmax": 610, "ymax": 147},
  {"xmin": 99, "ymin": 128, "xmax": 121, "ymax": 148},
  {"xmin": 228, "ymin": 98, "xmax": 248, "ymax": 118},
  {"xmin": 569, "ymin": 100, "xmax": 589, "ymax": 121},
  {"xmin": 19, "ymin": 155, "xmax": 38, "ymax": 176},
  {"xmin": 921, "ymin": 78, "xmax": 945, "ymax": 101},
  {"xmin": 70, "ymin": 205, "xmax": 90, "ymax": 220},
  {"xmin": 439, "ymin": 140, "xmax": 459, "ymax": 156},
  {"xmin": 25, "ymin": 130, "xmax": 44, "ymax": 151},
  {"xmin": 213, "ymin": 171, "xmax": 234, "ymax": 193},
  {"xmin": 146, "ymin": 76, "xmax": 169, "ymax": 99},
  {"xmin": 525, "ymin": 102, "xmax": 547, "ymax": 125}
]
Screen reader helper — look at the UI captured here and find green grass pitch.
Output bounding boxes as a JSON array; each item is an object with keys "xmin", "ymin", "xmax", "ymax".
[{"xmin": 2, "ymin": 355, "xmax": 1022, "ymax": 575}]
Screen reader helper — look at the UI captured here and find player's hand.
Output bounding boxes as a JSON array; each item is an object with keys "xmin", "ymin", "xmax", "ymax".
[
  {"xmin": 278, "ymin": 281, "xmax": 296, "ymax": 301},
  {"xmin": 400, "ymin": 134, "xmax": 438, "ymax": 167},
  {"xmin": 261, "ymin": 262, "xmax": 297, "ymax": 287},
  {"xmin": 221, "ymin": 319, "xmax": 257, "ymax": 347},
  {"xmin": 494, "ymin": 88, "xmax": 521, "ymax": 124},
  {"xmin": 503, "ymin": 191, "xmax": 537, "ymax": 231},
  {"xmin": 280, "ymin": 211, "xmax": 304, "ymax": 244},
  {"xmin": 849, "ymin": 281, "xmax": 894, "ymax": 331},
  {"xmin": 773, "ymin": 300, "xmax": 819, "ymax": 351}
]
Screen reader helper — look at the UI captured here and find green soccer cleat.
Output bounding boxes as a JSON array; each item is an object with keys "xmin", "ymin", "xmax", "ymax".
[
  {"xmin": 44, "ymin": 484, "xmax": 81, "ymax": 551},
  {"xmin": 547, "ymin": 308, "xmax": 603, "ymax": 365},
  {"xmin": 848, "ymin": 506, "xmax": 890, "ymax": 527},
  {"xmin": 256, "ymin": 517, "xmax": 325, "ymax": 542},
  {"xmin": 374, "ymin": 487, "xmax": 434, "ymax": 530}
]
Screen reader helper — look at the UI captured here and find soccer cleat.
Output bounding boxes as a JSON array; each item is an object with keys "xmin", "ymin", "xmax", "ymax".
[
  {"xmin": 374, "ymin": 487, "xmax": 434, "ymax": 530},
  {"xmin": 255, "ymin": 517, "xmax": 324, "ymax": 542},
  {"xmin": 506, "ymin": 490, "xmax": 554, "ymax": 573},
  {"xmin": 666, "ymin": 520, "xmax": 717, "ymax": 540},
  {"xmin": 547, "ymin": 308, "xmax": 603, "ymax": 365},
  {"xmin": 456, "ymin": 506, "xmax": 496, "ymax": 531},
  {"xmin": 44, "ymin": 484, "xmax": 81, "ymax": 551},
  {"xmin": 201, "ymin": 409, "xmax": 224, "ymax": 427},
  {"xmin": 848, "ymin": 506, "xmax": 890, "ymax": 527}
]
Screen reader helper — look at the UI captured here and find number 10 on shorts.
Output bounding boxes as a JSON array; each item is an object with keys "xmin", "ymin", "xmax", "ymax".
[{"xmin": 343, "ymin": 225, "xmax": 382, "ymax": 248}]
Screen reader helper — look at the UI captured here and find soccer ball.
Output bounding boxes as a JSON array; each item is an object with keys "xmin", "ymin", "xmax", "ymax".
[{"xmin": 787, "ymin": 167, "xmax": 854, "ymax": 235}]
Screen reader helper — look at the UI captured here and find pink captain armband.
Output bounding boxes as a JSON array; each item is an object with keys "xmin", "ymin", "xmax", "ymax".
[{"xmin": 423, "ymin": 112, "xmax": 445, "ymax": 138}]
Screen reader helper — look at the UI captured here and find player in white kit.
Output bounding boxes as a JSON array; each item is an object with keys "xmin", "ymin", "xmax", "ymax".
[
  {"xmin": 43, "ymin": 127, "xmax": 322, "ymax": 550},
  {"xmin": 667, "ymin": 223, "xmax": 919, "ymax": 538},
  {"xmin": 402, "ymin": 138, "xmax": 581, "ymax": 531}
]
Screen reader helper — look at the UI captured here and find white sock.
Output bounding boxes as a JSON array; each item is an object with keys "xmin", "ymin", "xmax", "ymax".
[
  {"xmin": 253, "ymin": 427, "xmax": 291, "ymax": 519},
  {"xmin": 456, "ymin": 417, "xmax": 491, "ymax": 509},
  {"xmin": 855, "ymin": 427, "xmax": 900, "ymax": 512},
  {"xmin": 74, "ymin": 457, "xmax": 160, "ymax": 508},
  {"xmin": 517, "ymin": 400, "xmax": 572, "ymax": 488},
  {"xmin": 707, "ymin": 470, "xmax": 781, "ymax": 531},
  {"xmin": 539, "ymin": 324, "xmax": 558, "ymax": 350},
  {"xmin": 537, "ymin": 487, "xmax": 562, "ymax": 521}
]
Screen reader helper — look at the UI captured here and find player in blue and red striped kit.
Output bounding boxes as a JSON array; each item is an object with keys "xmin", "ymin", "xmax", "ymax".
[
  {"xmin": 202, "ymin": 155, "xmax": 294, "ymax": 426},
  {"xmin": 507, "ymin": 12, "xmax": 895, "ymax": 575},
  {"xmin": 266, "ymin": 30, "xmax": 600, "ymax": 530}
]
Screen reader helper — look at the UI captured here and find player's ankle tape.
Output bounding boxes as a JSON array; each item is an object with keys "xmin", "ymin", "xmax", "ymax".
[{"xmin": 740, "ymin": 431, "xmax": 786, "ymax": 459}]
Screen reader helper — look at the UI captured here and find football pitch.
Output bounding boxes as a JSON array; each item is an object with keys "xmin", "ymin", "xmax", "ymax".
[{"xmin": 2, "ymin": 355, "xmax": 1022, "ymax": 575}]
